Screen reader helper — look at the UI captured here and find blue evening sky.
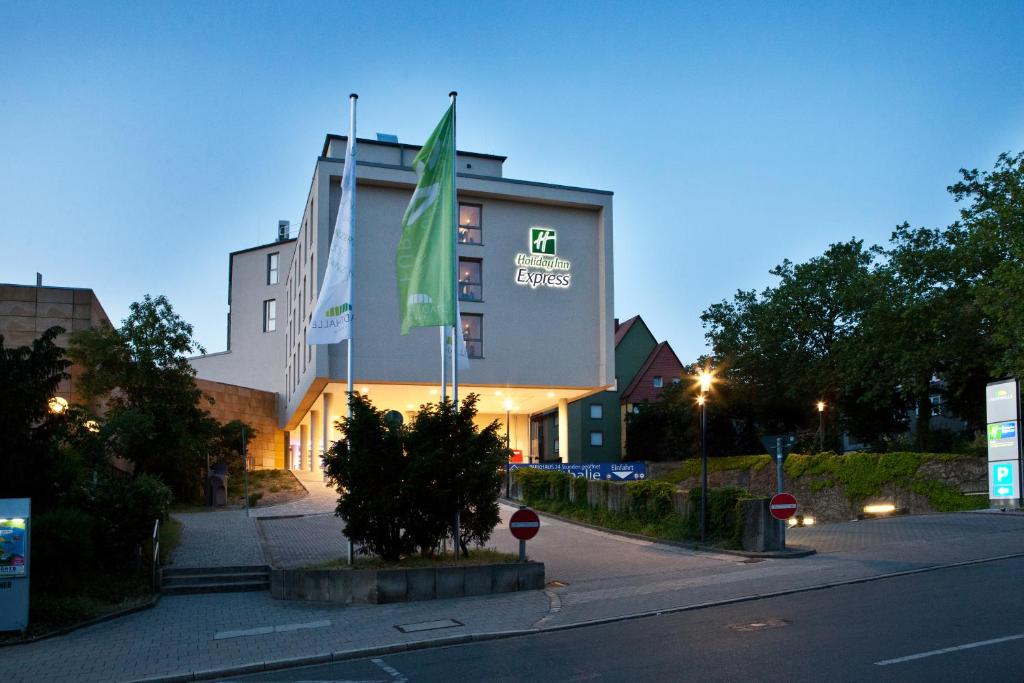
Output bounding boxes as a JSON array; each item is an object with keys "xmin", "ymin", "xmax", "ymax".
[{"xmin": 2, "ymin": 1, "xmax": 1022, "ymax": 362}]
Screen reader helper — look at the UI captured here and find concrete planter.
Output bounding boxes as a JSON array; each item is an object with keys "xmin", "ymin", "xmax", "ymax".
[{"xmin": 270, "ymin": 561, "xmax": 545, "ymax": 604}]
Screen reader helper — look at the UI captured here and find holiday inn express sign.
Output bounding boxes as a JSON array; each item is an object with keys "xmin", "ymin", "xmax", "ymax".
[{"xmin": 514, "ymin": 227, "xmax": 572, "ymax": 289}]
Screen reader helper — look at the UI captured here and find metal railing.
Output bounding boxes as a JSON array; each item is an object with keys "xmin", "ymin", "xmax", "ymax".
[{"xmin": 151, "ymin": 518, "xmax": 161, "ymax": 592}]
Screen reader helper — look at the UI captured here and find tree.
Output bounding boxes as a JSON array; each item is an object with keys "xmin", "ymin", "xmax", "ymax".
[
  {"xmin": 701, "ymin": 240, "xmax": 882, "ymax": 441},
  {"xmin": 323, "ymin": 393, "xmax": 413, "ymax": 561},
  {"xmin": 69, "ymin": 294, "xmax": 213, "ymax": 500},
  {"xmin": 624, "ymin": 381, "xmax": 699, "ymax": 461},
  {"xmin": 0, "ymin": 327, "xmax": 76, "ymax": 510},
  {"xmin": 404, "ymin": 395, "xmax": 506, "ymax": 557}
]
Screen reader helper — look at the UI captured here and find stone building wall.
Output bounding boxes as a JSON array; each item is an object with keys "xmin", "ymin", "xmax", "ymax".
[
  {"xmin": 0, "ymin": 283, "xmax": 110, "ymax": 405},
  {"xmin": 196, "ymin": 377, "xmax": 285, "ymax": 469}
]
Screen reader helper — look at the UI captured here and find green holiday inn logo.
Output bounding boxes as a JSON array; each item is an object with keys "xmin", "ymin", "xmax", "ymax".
[{"xmin": 530, "ymin": 228, "xmax": 557, "ymax": 255}]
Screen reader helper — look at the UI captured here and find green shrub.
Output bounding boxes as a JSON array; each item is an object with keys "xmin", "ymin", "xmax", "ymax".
[
  {"xmin": 686, "ymin": 486, "xmax": 748, "ymax": 547},
  {"xmin": 248, "ymin": 492, "xmax": 263, "ymax": 507},
  {"xmin": 32, "ymin": 508, "xmax": 95, "ymax": 593},
  {"xmin": 626, "ymin": 480, "xmax": 676, "ymax": 522}
]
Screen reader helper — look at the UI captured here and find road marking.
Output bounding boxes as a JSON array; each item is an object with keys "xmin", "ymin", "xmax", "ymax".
[
  {"xmin": 372, "ymin": 658, "xmax": 408, "ymax": 682},
  {"xmin": 875, "ymin": 632, "xmax": 1024, "ymax": 665},
  {"xmin": 213, "ymin": 619, "xmax": 332, "ymax": 640}
]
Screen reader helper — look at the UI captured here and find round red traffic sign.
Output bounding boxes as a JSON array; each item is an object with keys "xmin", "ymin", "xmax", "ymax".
[
  {"xmin": 769, "ymin": 493, "xmax": 798, "ymax": 520},
  {"xmin": 509, "ymin": 508, "xmax": 540, "ymax": 541}
]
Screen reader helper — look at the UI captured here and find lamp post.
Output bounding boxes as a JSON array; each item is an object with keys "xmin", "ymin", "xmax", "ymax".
[
  {"xmin": 698, "ymin": 371, "xmax": 713, "ymax": 544},
  {"xmin": 817, "ymin": 401, "xmax": 826, "ymax": 452}
]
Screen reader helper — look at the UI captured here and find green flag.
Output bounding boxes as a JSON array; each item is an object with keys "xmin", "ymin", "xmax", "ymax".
[{"xmin": 396, "ymin": 104, "xmax": 456, "ymax": 335}]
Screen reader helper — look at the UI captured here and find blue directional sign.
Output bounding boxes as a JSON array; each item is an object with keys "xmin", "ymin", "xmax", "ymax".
[
  {"xmin": 990, "ymin": 461, "xmax": 1018, "ymax": 499},
  {"xmin": 509, "ymin": 462, "xmax": 647, "ymax": 481}
]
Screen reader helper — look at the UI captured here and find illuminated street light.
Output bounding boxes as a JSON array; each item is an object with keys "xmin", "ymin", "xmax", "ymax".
[
  {"xmin": 48, "ymin": 396, "xmax": 68, "ymax": 415},
  {"xmin": 696, "ymin": 369, "xmax": 715, "ymax": 544},
  {"xmin": 84, "ymin": 420, "xmax": 100, "ymax": 433},
  {"xmin": 817, "ymin": 400, "xmax": 826, "ymax": 452}
]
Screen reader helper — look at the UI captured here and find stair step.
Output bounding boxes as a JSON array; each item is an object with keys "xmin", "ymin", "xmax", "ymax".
[
  {"xmin": 162, "ymin": 565, "xmax": 269, "ymax": 577},
  {"xmin": 162, "ymin": 572, "xmax": 268, "ymax": 586},
  {"xmin": 161, "ymin": 580, "xmax": 269, "ymax": 595}
]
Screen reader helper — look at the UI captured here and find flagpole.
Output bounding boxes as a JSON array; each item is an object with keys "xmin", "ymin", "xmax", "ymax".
[
  {"xmin": 346, "ymin": 93, "xmax": 358, "ymax": 419},
  {"xmin": 440, "ymin": 327, "xmax": 447, "ymax": 401},
  {"xmin": 449, "ymin": 91, "xmax": 459, "ymax": 412}
]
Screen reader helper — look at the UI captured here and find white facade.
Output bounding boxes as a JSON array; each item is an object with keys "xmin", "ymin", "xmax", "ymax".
[
  {"xmin": 191, "ymin": 238, "xmax": 296, "ymax": 394},
  {"xmin": 196, "ymin": 134, "xmax": 614, "ymax": 467}
]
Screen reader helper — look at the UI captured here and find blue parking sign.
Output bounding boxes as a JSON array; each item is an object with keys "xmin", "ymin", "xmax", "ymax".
[{"xmin": 990, "ymin": 461, "xmax": 1018, "ymax": 499}]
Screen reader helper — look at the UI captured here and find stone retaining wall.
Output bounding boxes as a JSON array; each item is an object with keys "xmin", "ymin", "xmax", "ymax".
[{"xmin": 270, "ymin": 562, "xmax": 545, "ymax": 604}]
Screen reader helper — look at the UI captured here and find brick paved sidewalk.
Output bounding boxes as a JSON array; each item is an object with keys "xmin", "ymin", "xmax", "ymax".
[
  {"xmin": 248, "ymin": 469, "xmax": 337, "ymax": 518},
  {"xmin": 170, "ymin": 510, "xmax": 266, "ymax": 567}
]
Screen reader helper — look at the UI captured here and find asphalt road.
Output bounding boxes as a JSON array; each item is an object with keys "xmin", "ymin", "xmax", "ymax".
[{"xmin": 228, "ymin": 555, "xmax": 1024, "ymax": 682}]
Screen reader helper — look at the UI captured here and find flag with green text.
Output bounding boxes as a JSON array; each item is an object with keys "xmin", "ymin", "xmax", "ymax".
[{"xmin": 396, "ymin": 104, "xmax": 456, "ymax": 334}]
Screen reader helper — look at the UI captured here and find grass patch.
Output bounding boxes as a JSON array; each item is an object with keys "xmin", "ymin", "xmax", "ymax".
[{"xmin": 306, "ymin": 547, "xmax": 519, "ymax": 570}]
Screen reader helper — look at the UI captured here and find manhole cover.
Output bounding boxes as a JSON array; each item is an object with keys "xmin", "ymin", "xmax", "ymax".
[
  {"xmin": 546, "ymin": 580, "xmax": 568, "ymax": 588},
  {"xmin": 727, "ymin": 618, "xmax": 789, "ymax": 632},
  {"xmin": 394, "ymin": 618, "xmax": 463, "ymax": 634}
]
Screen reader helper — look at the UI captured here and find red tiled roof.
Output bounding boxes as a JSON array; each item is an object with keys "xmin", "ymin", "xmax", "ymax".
[{"xmin": 621, "ymin": 341, "xmax": 685, "ymax": 404}]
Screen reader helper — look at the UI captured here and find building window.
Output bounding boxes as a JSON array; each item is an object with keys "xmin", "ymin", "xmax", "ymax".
[
  {"xmin": 458, "ymin": 257, "xmax": 483, "ymax": 301},
  {"xmin": 672, "ymin": 377, "xmax": 681, "ymax": 385},
  {"xmin": 458, "ymin": 203, "xmax": 482, "ymax": 244},
  {"xmin": 554, "ymin": 438, "xmax": 559, "ymax": 454},
  {"xmin": 590, "ymin": 431, "xmax": 604, "ymax": 447},
  {"xmin": 461, "ymin": 313, "xmax": 483, "ymax": 358},
  {"xmin": 263, "ymin": 299, "xmax": 277, "ymax": 332},
  {"xmin": 267, "ymin": 252, "xmax": 279, "ymax": 285},
  {"xmin": 589, "ymin": 404, "xmax": 603, "ymax": 419},
  {"xmin": 653, "ymin": 376, "xmax": 663, "ymax": 388}
]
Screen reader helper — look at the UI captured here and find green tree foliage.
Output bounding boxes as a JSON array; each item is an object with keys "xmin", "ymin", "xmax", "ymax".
[
  {"xmin": 625, "ymin": 381, "xmax": 699, "ymax": 461},
  {"xmin": 699, "ymin": 151, "xmax": 1023, "ymax": 449},
  {"xmin": 323, "ymin": 393, "xmax": 507, "ymax": 561},
  {"xmin": 69, "ymin": 295, "xmax": 213, "ymax": 500},
  {"xmin": 0, "ymin": 327, "xmax": 78, "ymax": 510},
  {"xmin": 404, "ymin": 394, "xmax": 506, "ymax": 556},
  {"xmin": 324, "ymin": 393, "xmax": 413, "ymax": 561}
]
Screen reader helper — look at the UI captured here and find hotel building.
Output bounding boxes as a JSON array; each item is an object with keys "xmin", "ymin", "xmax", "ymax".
[{"xmin": 191, "ymin": 134, "xmax": 615, "ymax": 468}]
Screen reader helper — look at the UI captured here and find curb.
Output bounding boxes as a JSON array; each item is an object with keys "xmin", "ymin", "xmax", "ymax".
[
  {"xmin": 499, "ymin": 499, "xmax": 815, "ymax": 559},
  {"xmin": 127, "ymin": 549, "xmax": 1024, "ymax": 682},
  {"xmin": 0, "ymin": 594, "xmax": 161, "ymax": 648}
]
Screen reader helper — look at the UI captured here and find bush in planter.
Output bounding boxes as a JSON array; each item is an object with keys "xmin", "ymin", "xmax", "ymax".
[
  {"xmin": 404, "ymin": 394, "xmax": 507, "ymax": 557},
  {"xmin": 324, "ymin": 393, "xmax": 415, "ymax": 562}
]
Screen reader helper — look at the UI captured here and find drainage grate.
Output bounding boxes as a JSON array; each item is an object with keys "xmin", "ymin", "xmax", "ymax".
[
  {"xmin": 546, "ymin": 580, "xmax": 569, "ymax": 588},
  {"xmin": 728, "ymin": 618, "xmax": 789, "ymax": 632},
  {"xmin": 394, "ymin": 618, "xmax": 464, "ymax": 634},
  {"xmin": 739, "ymin": 558, "xmax": 765, "ymax": 564}
]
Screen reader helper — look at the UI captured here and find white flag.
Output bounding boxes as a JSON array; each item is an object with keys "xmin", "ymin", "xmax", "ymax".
[
  {"xmin": 308, "ymin": 112, "xmax": 357, "ymax": 344},
  {"xmin": 446, "ymin": 297, "xmax": 470, "ymax": 370}
]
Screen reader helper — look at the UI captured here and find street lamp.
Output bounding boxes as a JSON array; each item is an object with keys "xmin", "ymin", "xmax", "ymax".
[
  {"xmin": 696, "ymin": 370, "xmax": 714, "ymax": 544},
  {"xmin": 48, "ymin": 396, "xmax": 68, "ymax": 415},
  {"xmin": 817, "ymin": 401, "xmax": 826, "ymax": 452}
]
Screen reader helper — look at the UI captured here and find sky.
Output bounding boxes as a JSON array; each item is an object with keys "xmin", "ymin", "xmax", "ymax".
[{"xmin": 2, "ymin": 1, "xmax": 1023, "ymax": 362}]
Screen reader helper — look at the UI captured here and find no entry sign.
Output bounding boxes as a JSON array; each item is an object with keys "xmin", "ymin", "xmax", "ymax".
[
  {"xmin": 509, "ymin": 508, "xmax": 540, "ymax": 541},
  {"xmin": 769, "ymin": 493, "xmax": 798, "ymax": 520}
]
